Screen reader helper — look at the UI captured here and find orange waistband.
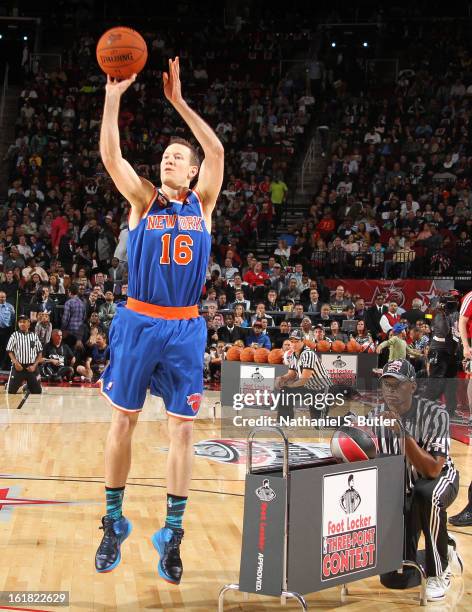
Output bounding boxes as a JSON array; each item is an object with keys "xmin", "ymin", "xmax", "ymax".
[{"xmin": 126, "ymin": 297, "xmax": 199, "ymax": 320}]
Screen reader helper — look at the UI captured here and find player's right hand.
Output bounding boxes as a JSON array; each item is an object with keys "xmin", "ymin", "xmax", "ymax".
[
  {"xmin": 14, "ymin": 362, "xmax": 23, "ymax": 372},
  {"xmin": 105, "ymin": 73, "xmax": 137, "ymax": 97},
  {"xmin": 463, "ymin": 345, "xmax": 472, "ymax": 360}
]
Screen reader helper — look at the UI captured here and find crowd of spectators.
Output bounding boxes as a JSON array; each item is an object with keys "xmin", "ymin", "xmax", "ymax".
[
  {"xmin": 0, "ymin": 15, "xmax": 316, "ymax": 378},
  {"xmin": 284, "ymin": 21, "xmax": 472, "ymax": 278},
  {"xmin": 1, "ymin": 14, "xmax": 471, "ymax": 389},
  {"xmin": 201, "ymin": 267, "xmax": 437, "ymax": 381}
]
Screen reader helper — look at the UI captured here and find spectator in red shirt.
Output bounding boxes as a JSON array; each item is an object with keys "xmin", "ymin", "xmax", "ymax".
[
  {"xmin": 50, "ymin": 211, "xmax": 69, "ymax": 250},
  {"xmin": 243, "ymin": 261, "xmax": 269, "ymax": 286},
  {"xmin": 316, "ymin": 211, "xmax": 336, "ymax": 237}
]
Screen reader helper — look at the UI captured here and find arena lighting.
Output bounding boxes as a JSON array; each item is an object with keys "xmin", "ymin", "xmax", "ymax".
[
  {"xmin": 362, "ymin": 41, "xmax": 368, "ymax": 47},
  {"xmin": 23, "ymin": 35, "xmax": 28, "ymax": 40},
  {"xmin": 331, "ymin": 41, "xmax": 336, "ymax": 47},
  {"xmin": 0, "ymin": 35, "xmax": 2, "ymax": 40}
]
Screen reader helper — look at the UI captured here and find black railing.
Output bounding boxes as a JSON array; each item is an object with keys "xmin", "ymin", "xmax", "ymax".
[{"xmin": 294, "ymin": 247, "xmax": 470, "ymax": 280}]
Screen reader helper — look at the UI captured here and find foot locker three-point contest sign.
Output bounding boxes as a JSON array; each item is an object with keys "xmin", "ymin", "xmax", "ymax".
[{"xmin": 321, "ymin": 467, "xmax": 377, "ymax": 581}]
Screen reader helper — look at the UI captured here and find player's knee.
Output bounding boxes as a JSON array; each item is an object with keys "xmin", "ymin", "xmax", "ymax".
[
  {"xmin": 111, "ymin": 410, "xmax": 139, "ymax": 438},
  {"xmin": 169, "ymin": 419, "xmax": 194, "ymax": 446}
]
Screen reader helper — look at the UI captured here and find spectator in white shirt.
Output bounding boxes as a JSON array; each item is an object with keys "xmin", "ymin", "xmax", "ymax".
[
  {"xmin": 17, "ymin": 236, "xmax": 33, "ymax": 260},
  {"xmin": 364, "ymin": 129, "xmax": 381, "ymax": 144}
]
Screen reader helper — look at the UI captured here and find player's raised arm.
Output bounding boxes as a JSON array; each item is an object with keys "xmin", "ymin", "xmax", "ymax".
[
  {"xmin": 163, "ymin": 57, "xmax": 224, "ymax": 221},
  {"xmin": 100, "ymin": 74, "xmax": 154, "ymax": 213}
]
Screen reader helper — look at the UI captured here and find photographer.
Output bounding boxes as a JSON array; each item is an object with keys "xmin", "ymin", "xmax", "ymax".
[
  {"xmin": 425, "ymin": 293, "xmax": 460, "ymax": 416},
  {"xmin": 30, "ymin": 285, "xmax": 57, "ymax": 327}
]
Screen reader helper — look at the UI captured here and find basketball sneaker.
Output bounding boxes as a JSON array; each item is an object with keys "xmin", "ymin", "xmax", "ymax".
[
  {"xmin": 447, "ymin": 533, "xmax": 464, "ymax": 576},
  {"xmin": 95, "ymin": 515, "xmax": 132, "ymax": 573},
  {"xmin": 425, "ymin": 571, "xmax": 451, "ymax": 601},
  {"xmin": 152, "ymin": 527, "xmax": 184, "ymax": 584}
]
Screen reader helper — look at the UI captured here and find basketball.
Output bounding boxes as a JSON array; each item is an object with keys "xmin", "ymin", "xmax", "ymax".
[
  {"xmin": 96, "ymin": 27, "xmax": 148, "ymax": 79},
  {"xmin": 226, "ymin": 346, "xmax": 242, "ymax": 361},
  {"xmin": 268, "ymin": 348, "xmax": 284, "ymax": 364},
  {"xmin": 346, "ymin": 339, "xmax": 361, "ymax": 353},
  {"xmin": 240, "ymin": 347, "xmax": 255, "ymax": 362},
  {"xmin": 254, "ymin": 347, "xmax": 269, "ymax": 363},
  {"xmin": 330, "ymin": 425, "xmax": 379, "ymax": 462},
  {"xmin": 304, "ymin": 339, "xmax": 317, "ymax": 349},
  {"xmin": 317, "ymin": 340, "xmax": 331, "ymax": 353},
  {"xmin": 331, "ymin": 340, "xmax": 345, "ymax": 353}
]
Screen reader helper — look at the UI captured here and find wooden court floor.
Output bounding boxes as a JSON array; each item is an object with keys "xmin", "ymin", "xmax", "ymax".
[{"xmin": 0, "ymin": 388, "xmax": 470, "ymax": 611}]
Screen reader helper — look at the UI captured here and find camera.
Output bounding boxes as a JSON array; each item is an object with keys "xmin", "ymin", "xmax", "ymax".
[{"xmin": 431, "ymin": 293, "xmax": 459, "ymax": 312}]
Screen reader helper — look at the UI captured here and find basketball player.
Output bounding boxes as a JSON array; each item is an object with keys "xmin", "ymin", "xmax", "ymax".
[
  {"xmin": 449, "ymin": 289, "xmax": 472, "ymax": 526},
  {"xmin": 95, "ymin": 57, "xmax": 224, "ymax": 584}
]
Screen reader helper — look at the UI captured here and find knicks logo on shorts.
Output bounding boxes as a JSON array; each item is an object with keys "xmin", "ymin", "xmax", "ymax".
[{"xmin": 187, "ymin": 393, "xmax": 202, "ymax": 413}]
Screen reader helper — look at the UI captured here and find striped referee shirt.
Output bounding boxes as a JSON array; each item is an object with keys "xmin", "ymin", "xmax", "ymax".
[
  {"xmin": 6, "ymin": 331, "xmax": 43, "ymax": 365},
  {"xmin": 287, "ymin": 346, "xmax": 332, "ymax": 391},
  {"xmin": 368, "ymin": 396, "xmax": 456, "ymax": 492}
]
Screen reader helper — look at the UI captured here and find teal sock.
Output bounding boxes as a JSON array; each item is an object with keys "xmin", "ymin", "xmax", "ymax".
[
  {"xmin": 105, "ymin": 486, "xmax": 125, "ymax": 520},
  {"xmin": 165, "ymin": 493, "xmax": 188, "ymax": 530}
]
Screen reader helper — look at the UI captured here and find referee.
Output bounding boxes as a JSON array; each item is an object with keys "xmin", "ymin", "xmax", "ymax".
[
  {"xmin": 274, "ymin": 328, "xmax": 332, "ymax": 420},
  {"xmin": 6, "ymin": 315, "xmax": 43, "ymax": 394},
  {"xmin": 368, "ymin": 360, "xmax": 461, "ymax": 601}
]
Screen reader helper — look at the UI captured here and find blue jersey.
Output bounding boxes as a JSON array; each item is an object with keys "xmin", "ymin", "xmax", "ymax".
[{"xmin": 127, "ymin": 188, "xmax": 211, "ymax": 307}]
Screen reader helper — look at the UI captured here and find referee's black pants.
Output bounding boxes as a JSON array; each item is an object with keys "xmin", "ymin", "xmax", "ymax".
[
  {"xmin": 405, "ymin": 470, "xmax": 459, "ymax": 577},
  {"xmin": 7, "ymin": 364, "xmax": 42, "ymax": 394},
  {"xmin": 277, "ymin": 386, "xmax": 329, "ymax": 421}
]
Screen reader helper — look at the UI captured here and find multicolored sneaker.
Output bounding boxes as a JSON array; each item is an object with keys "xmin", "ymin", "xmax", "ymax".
[
  {"xmin": 152, "ymin": 527, "xmax": 184, "ymax": 584},
  {"xmin": 95, "ymin": 515, "xmax": 132, "ymax": 573}
]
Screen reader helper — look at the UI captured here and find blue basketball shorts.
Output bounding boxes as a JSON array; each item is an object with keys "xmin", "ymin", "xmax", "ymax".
[{"xmin": 100, "ymin": 301, "xmax": 206, "ymax": 419}]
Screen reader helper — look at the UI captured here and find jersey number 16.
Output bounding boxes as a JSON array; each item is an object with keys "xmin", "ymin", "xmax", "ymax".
[{"xmin": 160, "ymin": 233, "xmax": 193, "ymax": 265}]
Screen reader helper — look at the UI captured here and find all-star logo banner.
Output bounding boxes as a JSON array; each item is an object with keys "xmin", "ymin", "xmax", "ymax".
[
  {"xmin": 324, "ymin": 279, "xmax": 453, "ymax": 309},
  {"xmin": 157, "ymin": 439, "xmax": 332, "ymax": 469}
]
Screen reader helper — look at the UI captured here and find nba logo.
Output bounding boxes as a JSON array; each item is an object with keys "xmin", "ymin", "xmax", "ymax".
[{"xmin": 106, "ymin": 382, "xmax": 113, "ymax": 391}]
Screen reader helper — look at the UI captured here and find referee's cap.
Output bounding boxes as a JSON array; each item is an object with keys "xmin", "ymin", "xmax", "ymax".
[
  {"xmin": 17, "ymin": 314, "xmax": 29, "ymax": 321},
  {"xmin": 380, "ymin": 359, "xmax": 416, "ymax": 382},
  {"xmin": 289, "ymin": 329, "xmax": 304, "ymax": 341}
]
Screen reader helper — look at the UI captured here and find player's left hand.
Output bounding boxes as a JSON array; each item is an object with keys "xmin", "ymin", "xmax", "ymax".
[
  {"xmin": 163, "ymin": 57, "xmax": 183, "ymax": 105},
  {"xmin": 26, "ymin": 365, "xmax": 36, "ymax": 373}
]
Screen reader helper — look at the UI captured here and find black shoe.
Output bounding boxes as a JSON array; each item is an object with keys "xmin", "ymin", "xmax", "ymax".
[
  {"xmin": 449, "ymin": 506, "xmax": 472, "ymax": 527},
  {"xmin": 152, "ymin": 527, "xmax": 184, "ymax": 584},
  {"xmin": 380, "ymin": 568, "xmax": 421, "ymax": 589},
  {"xmin": 95, "ymin": 515, "xmax": 132, "ymax": 573}
]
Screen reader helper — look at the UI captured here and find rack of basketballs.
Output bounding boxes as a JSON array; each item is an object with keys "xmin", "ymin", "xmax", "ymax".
[{"xmin": 225, "ymin": 338, "xmax": 376, "ymax": 365}]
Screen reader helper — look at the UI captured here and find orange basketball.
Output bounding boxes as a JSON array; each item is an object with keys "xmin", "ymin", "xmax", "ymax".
[
  {"xmin": 317, "ymin": 340, "xmax": 331, "ymax": 353},
  {"xmin": 268, "ymin": 348, "xmax": 284, "ymax": 364},
  {"xmin": 254, "ymin": 348, "xmax": 270, "ymax": 363},
  {"xmin": 331, "ymin": 340, "xmax": 346, "ymax": 353},
  {"xmin": 96, "ymin": 27, "xmax": 148, "ymax": 79},
  {"xmin": 240, "ymin": 347, "xmax": 255, "ymax": 362},
  {"xmin": 304, "ymin": 339, "xmax": 317, "ymax": 349},
  {"xmin": 226, "ymin": 346, "xmax": 242, "ymax": 361},
  {"xmin": 347, "ymin": 339, "xmax": 361, "ymax": 353}
]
